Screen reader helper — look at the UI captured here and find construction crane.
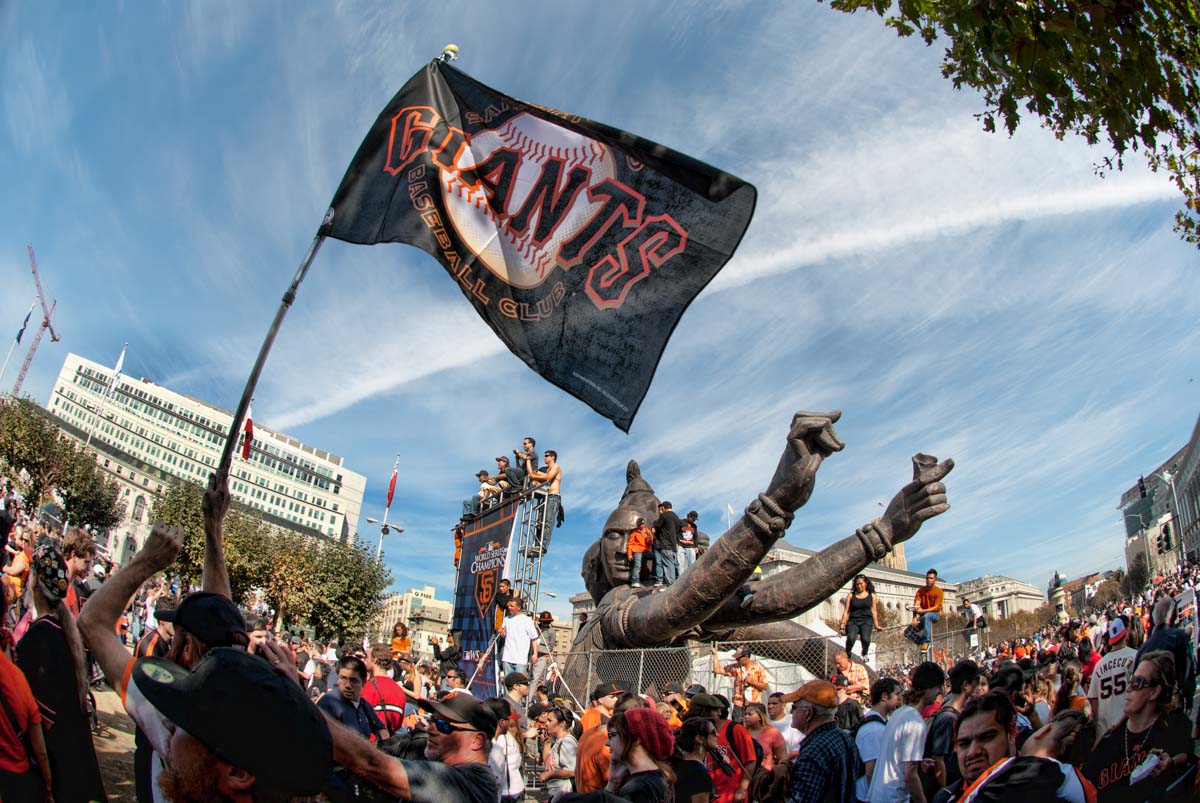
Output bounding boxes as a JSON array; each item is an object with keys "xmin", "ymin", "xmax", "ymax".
[{"xmin": 11, "ymin": 244, "xmax": 60, "ymax": 396}]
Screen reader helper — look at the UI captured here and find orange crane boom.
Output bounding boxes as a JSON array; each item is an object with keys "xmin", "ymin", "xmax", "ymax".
[{"xmin": 12, "ymin": 244, "xmax": 60, "ymax": 396}]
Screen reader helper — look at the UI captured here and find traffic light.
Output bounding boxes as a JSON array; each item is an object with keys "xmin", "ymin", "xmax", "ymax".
[
  {"xmin": 1138, "ymin": 476, "xmax": 1148, "ymax": 498},
  {"xmin": 1156, "ymin": 533, "xmax": 1164, "ymax": 553},
  {"xmin": 1162, "ymin": 522, "xmax": 1172, "ymax": 550}
]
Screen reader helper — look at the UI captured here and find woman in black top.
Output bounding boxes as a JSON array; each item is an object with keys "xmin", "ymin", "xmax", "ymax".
[
  {"xmin": 607, "ymin": 708, "xmax": 676, "ymax": 803},
  {"xmin": 671, "ymin": 716, "xmax": 717, "ymax": 803},
  {"xmin": 1082, "ymin": 650, "xmax": 1194, "ymax": 802},
  {"xmin": 16, "ymin": 543, "xmax": 106, "ymax": 802},
  {"xmin": 839, "ymin": 574, "xmax": 879, "ymax": 659}
]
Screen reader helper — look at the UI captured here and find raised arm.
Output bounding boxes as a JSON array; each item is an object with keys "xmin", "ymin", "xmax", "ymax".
[
  {"xmin": 78, "ymin": 524, "xmax": 184, "ymax": 689},
  {"xmin": 621, "ymin": 412, "xmax": 844, "ymax": 646},
  {"xmin": 702, "ymin": 455, "xmax": 952, "ymax": 630},
  {"xmin": 324, "ymin": 714, "xmax": 412, "ymax": 798},
  {"xmin": 201, "ymin": 469, "xmax": 232, "ymax": 598}
]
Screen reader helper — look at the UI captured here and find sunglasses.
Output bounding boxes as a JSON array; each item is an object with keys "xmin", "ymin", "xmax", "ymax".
[
  {"xmin": 433, "ymin": 718, "xmax": 481, "ymax": 735},
  {"xmin": 1129, "ymin": 676, "xmax": 1161, "ymax": 691}
]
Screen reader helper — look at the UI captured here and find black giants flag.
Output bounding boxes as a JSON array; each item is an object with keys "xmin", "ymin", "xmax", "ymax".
[{"xmin": 323, "ymin": 61, "xmax": 755, "ymax": 431}]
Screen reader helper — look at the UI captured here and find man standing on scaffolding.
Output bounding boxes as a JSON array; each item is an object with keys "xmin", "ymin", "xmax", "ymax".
[{"xmin": 527, "ymin": 450, "xmax": 562, "ymax": 557}]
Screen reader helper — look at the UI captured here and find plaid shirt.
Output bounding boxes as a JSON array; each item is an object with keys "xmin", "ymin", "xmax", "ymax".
[{"xmin": 787, "ymin": 722, "xmax": 861, "ymax": 803}]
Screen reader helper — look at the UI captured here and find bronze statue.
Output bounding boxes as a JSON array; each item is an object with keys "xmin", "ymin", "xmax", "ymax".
[{"xmin": 565, "ymin": 410, "xmax": 953, "ymax": 690}]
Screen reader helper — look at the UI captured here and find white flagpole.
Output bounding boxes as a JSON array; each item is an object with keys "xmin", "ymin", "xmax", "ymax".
[
  {"xmin": 85, "ymin": 341, "xmax": 127, "ymax": 449},
  {"xmin": 0, "ymin": 300, "xmax": 37, "ymax": 389}
]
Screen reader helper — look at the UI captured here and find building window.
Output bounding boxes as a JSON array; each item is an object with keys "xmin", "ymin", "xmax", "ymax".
[{"xmin": 132, "ymin": 496, "xmax": 147, "ymax": 523}]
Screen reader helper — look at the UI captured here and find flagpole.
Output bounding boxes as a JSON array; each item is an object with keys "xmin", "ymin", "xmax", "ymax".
[
  {"xmin": 0, "ymin": 340, "xmax": 17, "ymax": 390},
  {"xmin": 0, "ymin": 301, "xmax": 37, "ymax": 389},
  {"xmin": 216, "ymin": 229, "xmax": 328, "ymax": 479},
  {"xmin": 85, "ymin": 341, "xmax": 127, "ymax": 449}
]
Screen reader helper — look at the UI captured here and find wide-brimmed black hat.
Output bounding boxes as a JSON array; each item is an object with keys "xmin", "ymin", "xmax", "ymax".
[
  {"xmin": 155, "ymin": 591, "xmax": 247, "ymax": 647},
  {"xmin": 131, "ymin": 648, "xmax": 331, "ymax": 795},
  {"xmin": 418, "ymin": 693, "xmax": 498, "ymax": 734}
]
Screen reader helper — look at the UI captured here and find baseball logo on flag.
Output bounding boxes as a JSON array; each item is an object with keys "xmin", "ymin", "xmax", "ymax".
[{"xmin": 440, "ymin": 113, "xmax": 618, "ymax": 290}]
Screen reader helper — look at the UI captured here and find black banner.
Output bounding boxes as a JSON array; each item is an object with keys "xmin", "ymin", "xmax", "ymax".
[
  {"xmin": 451, "ymin": 501, "xmax": 518, "ymax": 698},
  {"xmin": 324, "ymin": 60, "xmax": 756, "ymax": 431}
]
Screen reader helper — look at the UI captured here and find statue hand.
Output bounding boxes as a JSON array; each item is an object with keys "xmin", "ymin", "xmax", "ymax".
[
  {"xmin": 878, "ymin": 454, "xmax": 953, "ymax": 547},
  {"xmin": 765, "ymin": 411, "xmax": 844, "ymax": 512}
]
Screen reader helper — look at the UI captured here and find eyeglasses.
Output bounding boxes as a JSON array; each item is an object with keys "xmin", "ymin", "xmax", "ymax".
[{"xmin": 1129, "ymin": 676, "xmax": 1161, "ymax": 691}]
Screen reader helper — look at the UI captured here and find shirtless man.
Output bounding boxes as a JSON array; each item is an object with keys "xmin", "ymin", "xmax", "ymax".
[{"xmin": 527, "ymin": 450, "xmax": 562, "ymax": 556}]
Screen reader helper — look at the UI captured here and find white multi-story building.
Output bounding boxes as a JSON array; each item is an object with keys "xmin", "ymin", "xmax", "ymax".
[
  {"xmin": 956, "ymin": 575, "xmax": 1045, "ymax": 619},
  {"xmin": 46, "ymin": 352, "xmax": 366, "ymax": 561}
]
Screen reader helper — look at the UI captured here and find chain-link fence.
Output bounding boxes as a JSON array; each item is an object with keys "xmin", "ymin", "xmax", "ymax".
[
  {"xmin": 556, "ymin": 637, "xmax": 840, "ymax": 708},
  {"xmin": 548, "ymin": 623, "xmax": 999, "ymax": 710}
]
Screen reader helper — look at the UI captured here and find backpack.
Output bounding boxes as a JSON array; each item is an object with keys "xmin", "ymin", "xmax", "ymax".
[{"xmin": 723, "ymin": 721, "xmax": 778, "ymax": 802}]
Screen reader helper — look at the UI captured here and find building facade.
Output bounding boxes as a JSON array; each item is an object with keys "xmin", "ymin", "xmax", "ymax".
[
  {"xmin": 46, "ymin": 353, "xmax": 366, "ymax": 561},
  {"xmin": 371, "ymin": 585, "xmax": 453, "ymax": 661},
  {"xmin": 1169, "ymin": 412, "xmax": 1200, "ymax": 565},
  {"xmin": 1119, "ymin": 446, "xmax": 1188, "ymax": 578},
  {"xmin": 956, "ymin": 575, "xmax": 1045, "ymax": 620}
]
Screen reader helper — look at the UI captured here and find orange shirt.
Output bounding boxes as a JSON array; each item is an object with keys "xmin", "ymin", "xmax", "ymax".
[
  {"xmin": 0, "ymin": 651, "xmax": 41, "ymax": 773},
  {"xmin": 627, "ymin": 525, "xmax": 653, "ymax": 556},
  {"xmin": 915, "ymin": 585, "xmax": 944, "ymax": 614},
  {"xmin": 391, "ymin": 636, "xmax": 411, "ymax": 658},
  {"xmin": 574, "ymin": 725, "xmax": 611, "ymax": 793},
  {"xmin": 579, "ymin": 706, "xmax": 608, "ymax": 733},
  {"xmin": 6, "ymin": 552, "xmax": 28, "ymax": 600}
]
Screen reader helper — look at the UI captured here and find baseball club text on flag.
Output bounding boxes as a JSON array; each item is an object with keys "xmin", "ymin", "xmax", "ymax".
[{"xmin": 323, "ymin": 60, "xmax": 756, "ymax": 431}]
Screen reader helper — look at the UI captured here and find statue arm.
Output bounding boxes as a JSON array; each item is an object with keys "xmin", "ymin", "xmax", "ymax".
[
  {"xmin": 617, "ymin": 412, "xmax": 845, "ymax": 646},
  {"xmin": 702, "ymin": 456, "xmax": 953, "ymax": 630}
]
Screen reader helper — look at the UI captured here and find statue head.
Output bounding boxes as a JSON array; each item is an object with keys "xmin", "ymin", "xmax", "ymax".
[{"xmin": 582, "ymin": 461, "xmax": 660, "ymax": 603}]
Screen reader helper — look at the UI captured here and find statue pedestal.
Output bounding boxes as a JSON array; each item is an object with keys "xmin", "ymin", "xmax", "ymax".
[{"xmin": 1050, "ymin": 585, "xmax": 1069, "ymax": 625}]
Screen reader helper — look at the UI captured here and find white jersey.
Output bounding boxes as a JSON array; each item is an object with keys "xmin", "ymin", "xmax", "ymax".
[{"xmin": 1086, "ymin": 645, "xmax": 1136, "ymax": 733}]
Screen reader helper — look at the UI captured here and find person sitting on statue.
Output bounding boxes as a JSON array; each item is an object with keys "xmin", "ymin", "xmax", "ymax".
[{"xmin": 626, "ymin": 517, "xmax": 654, "ymax": 589}]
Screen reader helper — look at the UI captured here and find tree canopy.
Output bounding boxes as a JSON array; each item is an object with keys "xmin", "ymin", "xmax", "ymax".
[
  {"xmin": 151, "ymin": 479, "xmax": 391, "ymax": 641},
  {"xmin": 831, "ymin": 0, "xmax": 1200, "ymax": 246},
  {"xmin": 0, "ymin": 397, "xmax": 121, "ymax": 529}
]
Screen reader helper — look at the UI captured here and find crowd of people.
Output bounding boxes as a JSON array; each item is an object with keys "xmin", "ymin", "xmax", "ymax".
[{"xmin": 2, "ymin": 460, "xmax": 1200, "ymax": 802}]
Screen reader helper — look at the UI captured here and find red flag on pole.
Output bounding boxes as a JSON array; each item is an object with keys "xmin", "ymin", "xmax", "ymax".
[
  {"xmin": 241, "ymin": 402, "xmax": 254, "ymax": 460},
  {"xmin": 385, "ymin": 456, "xmax": 399, "ymax": 510}
]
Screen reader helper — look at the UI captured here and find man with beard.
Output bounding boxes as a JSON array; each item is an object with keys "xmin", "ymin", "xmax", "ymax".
[
  {"xmin": 327, "ymin": 690, "xmax": 500, "ymax": 803},
  {"xmin": 124, "ymin": 646, "xmax": 331, "ymax": 802},
  {"xmin": 80, "ymin": 472, "xmax": 252, "ymax": 802}
]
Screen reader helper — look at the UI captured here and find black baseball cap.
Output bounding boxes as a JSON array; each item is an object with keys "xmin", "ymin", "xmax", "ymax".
[
  {"xmin": 155, "ymin": 591, "xmax": 248, "ymax": 647},
  {"xmin": 591, "ymin": 682, "xmax": 624, "ymax": 700},
  {"xmin": 685, "ymin": 683, "xmax": 707, "ymax": 697},
  {"xmin": 504, "ymin": 672, "xmax": 530, "ymax": 688},
  {"xmin": 131, "ymin": 648, "xmax": 331, "ymax": 795},
  {"xmin": 910, "ymin": 661, "xmax": 946, "ymax": 691},
  {"xmin": 418, "ymin": 693, "xmax": 498, "ymax": 734}
]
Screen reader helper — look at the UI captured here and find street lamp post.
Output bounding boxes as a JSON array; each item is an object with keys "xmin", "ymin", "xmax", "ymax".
[
  {"xmin": 367, "ymin": 453, "xmax": 403, "ymax": 562},
  {"xmin": 366, "ymin": 516, "xmax": 403, "ymax": 563},
  {"xmin": 1158, "ymin": 470, "xmax": 1185, "ymax": 565}
]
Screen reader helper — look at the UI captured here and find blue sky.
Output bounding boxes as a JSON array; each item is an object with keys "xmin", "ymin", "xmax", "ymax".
[{"xmin": 3, "ymin": 2, "xmax": 1197, "ymax": 621}]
